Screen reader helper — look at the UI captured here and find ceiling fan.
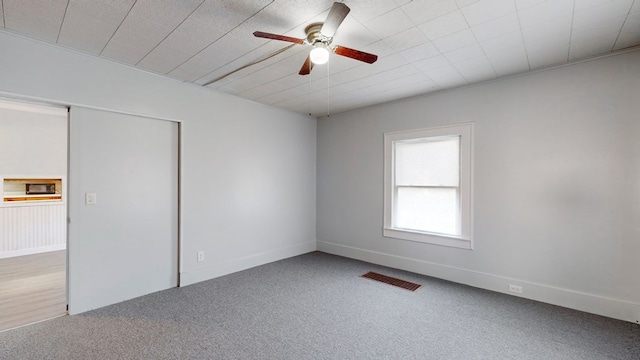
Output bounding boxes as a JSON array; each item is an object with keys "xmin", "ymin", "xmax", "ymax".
[{"xmin": 253, "ymin": 2, "xmax": 378, "ymax": 75}]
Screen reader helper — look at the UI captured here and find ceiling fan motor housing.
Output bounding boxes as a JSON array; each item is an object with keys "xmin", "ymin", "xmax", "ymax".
[{"xmin": 305, "ymin": 23, "xmax": 331, "ymax": 46}]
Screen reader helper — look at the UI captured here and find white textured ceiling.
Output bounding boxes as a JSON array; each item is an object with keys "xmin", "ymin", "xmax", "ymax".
[{"xmin": 2, "ymin": 0, "xmax": 639, "ymax": 117}]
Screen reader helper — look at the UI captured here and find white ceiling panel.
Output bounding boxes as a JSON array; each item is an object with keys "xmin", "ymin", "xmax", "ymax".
[
  {"xmin": 471, "ymin": 13, "xmax": 520, "ymax": 42},
  {"xmin": 572, "ymin": 2, "xmax": 632, "ymax": 30},
  {"xmin": 363, "ymin": 7, "xmax": 414, "ymax": 39},
  {"xmin": 613, "ymin": 12, "xmax": 640, "ymax": 50},
  {"xmin": 444, "ymin": 43, "xmax": 485, "ymax": 63},
  {"xmin": 194, "ymin": 41, "xmax": 289, "ymax": 84},
  {"xmin": 461, "ymin": 0, "xmax": 517, "ymax": 26},
  {"xmin": 138, "ymin": 0, "xmax": 272, "ymax": 74},
  {"xmin": 574, "ymin": 0, "xmax": 634, "ymax": 12},
  {"xmin": 422, "ymin": 65, "xmax": 468, "ymax": 89},
  {"xmin": 485, "ymin": 45, "xmax": 530, "ymax": 76},
  {"xmin": 521, "ymin": 15, "xmax": 572, "ymax": 44},
  {"xmin": 347, "ymin": 0, "xmax": 404, "ymax": 22},
  {"xmin": 176, "ymin": 33, "xmax": 281, "ymax": 83},
  {"xmin": 100, "ymin": 0, "xmax": 203, "ymax": 64},
  {"xmin": 433, "ymin": 29, "xmax": 477, "ymax": 53},
  {"xmin": 382, "ymin": 27, "xmax": 431, "ymax": 54},
  {"xmin": 414, "ymin": 55, "xmax": 452, "ymax": 73},
  {"xmin": 57, "ymin": 1, "xmax": 135, "ymax": 55},
  {"xmin": 525, "ymin": 39, "xmax": 570, "ymax": 69},
  {"xmin": 400, "ymin": 42, "xmax": 441, "ymax": 62},
  {"xmin": 514, "ymin": 0, "xmax": 547, "ymax": 11},
  {"xmin": 2, "ymin": 0, "xmax": 639, "ymax": 117},
  {"xmin": 480, "ymin": 30, "xmax": 524, "ymax": 54},
  {"xmin": 516, "ymin": 0, "xmax": 574, "ymax": 28},
  {"xmin": 453, "ymin": 55, "xmax": 496, "ymax": 83},
  {"xmin": 402, "ymin": 0, "xmax": 459, "ymax": 25},
  {"xmin": 331, "ymin": 14, "xmax": 380, "ymax": 48},
  {"xmin": 419, "ymin": 10, "xmax": 469, "ymax": 41},
  {"xmin": 455, "ymin": 0, "xmax": 481, "ymax": 10},
  {"xmin": 167, "ymin": 43, "xmax": 238, "ymax": 82},
  {"xmin": 3, "ymin": 0, "xmax": 68, "ymax": 42},
  {"xmin": 569, "ymin": 28, "xmax": 620, "ymax": 61}
]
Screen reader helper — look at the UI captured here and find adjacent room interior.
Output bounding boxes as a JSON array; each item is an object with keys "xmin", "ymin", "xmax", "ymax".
[{"xmin": 0, "ymin": 0, "xmax": 638, "ymax": 358}]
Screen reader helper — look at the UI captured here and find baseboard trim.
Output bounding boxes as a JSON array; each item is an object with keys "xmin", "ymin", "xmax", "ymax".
[
  {"xmin": 179, "ymin": 241, "xmax": 317, "ymax": 286},
  {"xmin": 317, "ymin": 240, "xmax": 640, "ymax": 324},
  {"xmin": 0, "ymin": 244, "xmax": 66, "ymax": 259}
]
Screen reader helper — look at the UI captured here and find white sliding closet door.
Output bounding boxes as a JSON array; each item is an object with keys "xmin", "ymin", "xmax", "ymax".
[{"xmin": 68, "ymin": 107, "xmax": 179, "ymax": 314}]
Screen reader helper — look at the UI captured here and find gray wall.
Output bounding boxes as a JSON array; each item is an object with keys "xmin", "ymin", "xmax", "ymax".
[
  {"xmin": 0, "ymin": 31, "xmax": 316, "ymax": 311},
  {"xmin": 317, "ymin": 49, "xmax": 640, "ymax": 323}
]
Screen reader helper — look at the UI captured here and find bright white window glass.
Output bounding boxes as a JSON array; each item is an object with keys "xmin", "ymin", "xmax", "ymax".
[
  {"xmin": 383, "ymin": 123, "xmax": 473, "ymax": 249},
  {"xmin": 394, "ymin": 137, "xmax": 460, "ymax": 236},
  {"xmin": 395, "ymin": 187, "xmax": 458, "ymax": 235},
  {"xmin": 395, "ymin": 138, "xmax": 459, "ymax": 187}
]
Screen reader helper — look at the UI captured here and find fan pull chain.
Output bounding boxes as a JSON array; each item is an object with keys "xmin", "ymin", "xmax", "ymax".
[
  {"xmin": 308, "ymin": 69, "xmax": 312, "ymax": 116},
  {"xmin": 327, "ymin": 59, "xmax": 330, "ymax": 117}
]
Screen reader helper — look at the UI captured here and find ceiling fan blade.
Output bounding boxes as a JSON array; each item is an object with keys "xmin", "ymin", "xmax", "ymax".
[
  {"xmin": 334, "ymin": 45, "xmax": 378, "ymax": 64},
  {"xmin": 299, "ymin": 55, "xmax": 314, "ymax": 75},
  {"xmin": 253, "ymin": 31, "xmax": 305, "ymax": 44},
  {"xmin": 320, "ymin": 2, "xmax": 350, "ymax": 38}
]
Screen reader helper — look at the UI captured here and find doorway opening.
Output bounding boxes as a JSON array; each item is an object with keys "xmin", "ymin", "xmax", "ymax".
[{"xmin": 0, "ymin": 98, "xmax": 68, "ymax": 331}]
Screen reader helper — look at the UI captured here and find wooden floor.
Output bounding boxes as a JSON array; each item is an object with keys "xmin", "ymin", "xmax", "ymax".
[{"xmin": 0, "ymin": 250, "xmax": 66, "ymax": 332}]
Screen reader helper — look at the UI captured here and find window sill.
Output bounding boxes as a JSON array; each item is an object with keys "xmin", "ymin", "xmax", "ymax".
[{"xmin": 383, "ymin": 228, "xmax": 472, "ymax": 250}]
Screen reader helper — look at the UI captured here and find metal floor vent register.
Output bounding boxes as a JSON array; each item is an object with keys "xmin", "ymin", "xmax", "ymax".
[{"xmin": 361, "ymin": 271, "xmax": 421, "ymax": 291}]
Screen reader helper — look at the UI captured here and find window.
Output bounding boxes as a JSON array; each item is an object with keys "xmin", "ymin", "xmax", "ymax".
[{"xmin": 384, "ymin": 123, "xmax": 473, "ymax": 249}]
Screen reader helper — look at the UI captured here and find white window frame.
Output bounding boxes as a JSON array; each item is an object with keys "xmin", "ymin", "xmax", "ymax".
[{"xmin": 383, "ymin": 123, "xmax": 473, "ymax": 249}]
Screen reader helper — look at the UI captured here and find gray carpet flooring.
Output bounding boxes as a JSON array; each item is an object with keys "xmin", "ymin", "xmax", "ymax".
[{"xmin": 1, "ymin": 251, "xmax": 639, "ymax": 359}]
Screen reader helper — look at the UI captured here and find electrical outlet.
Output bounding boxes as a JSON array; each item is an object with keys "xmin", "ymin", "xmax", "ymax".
[
  {"xmin": 509, "ymin": 284, "xmax": 523, "ymax": 294},
  {"xmin": 197, "ymin": 251, "xmax": 205, "ymax": 262}
]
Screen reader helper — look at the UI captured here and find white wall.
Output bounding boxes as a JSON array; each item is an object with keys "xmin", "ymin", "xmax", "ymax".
[
  {"xmin": 0, "ymin": 31, "xmax": 316, "ymax": 310},
  {"xmin": 317, "ymin": 50, "xmax": 640, "ymax": 323}
]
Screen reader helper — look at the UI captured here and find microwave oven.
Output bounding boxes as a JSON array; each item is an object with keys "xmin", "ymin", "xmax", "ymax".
[{"xmin": 26, "ymin": 183, "xmax": 56, "ymax": 195}]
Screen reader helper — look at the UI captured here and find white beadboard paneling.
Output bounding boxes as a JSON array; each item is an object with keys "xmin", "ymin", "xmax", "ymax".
[{"xmin": 0, "ymin": 204, "xmax": 66, "ymax": 254}]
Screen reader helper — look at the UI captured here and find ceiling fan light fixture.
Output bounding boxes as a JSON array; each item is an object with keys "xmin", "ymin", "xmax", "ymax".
[{"xmin": 310, "ymin": 43, "xmax": 330, "ymax": 65}]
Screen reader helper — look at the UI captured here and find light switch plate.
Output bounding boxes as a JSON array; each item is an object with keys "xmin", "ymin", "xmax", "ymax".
[{"xmin": 85, "ymin": 192, "xmax": 97, "ymax": 205}]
